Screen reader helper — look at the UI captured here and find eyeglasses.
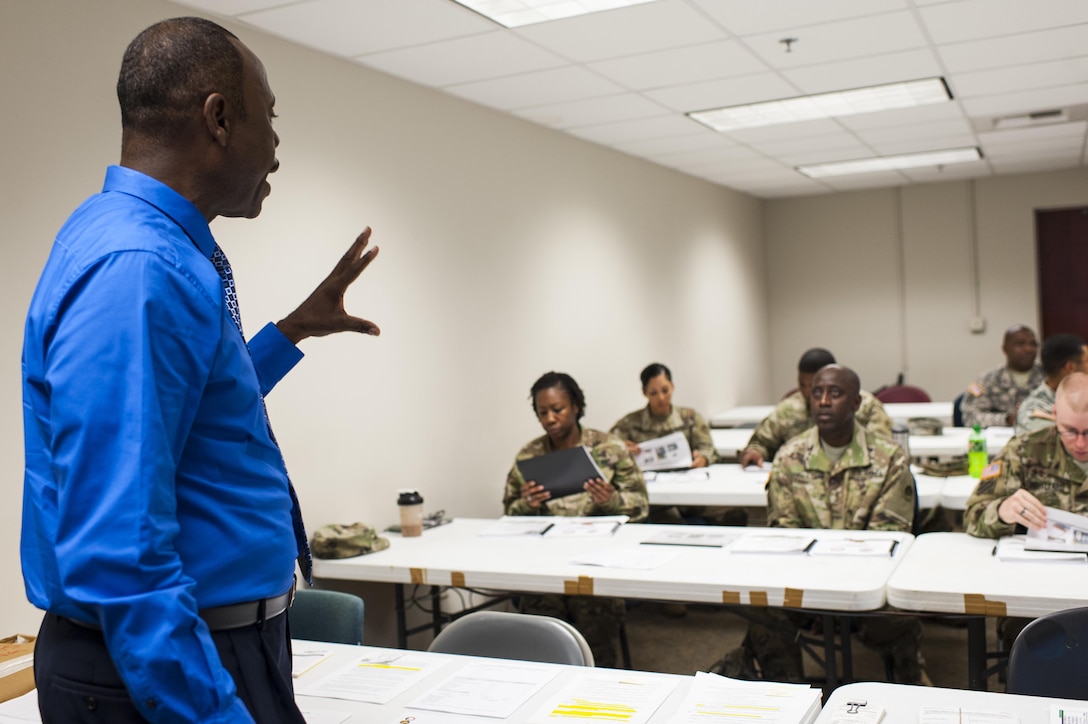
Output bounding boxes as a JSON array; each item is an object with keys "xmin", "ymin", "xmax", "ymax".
[{"xmin": 1056, "ymin": 425, "xmax": 1088, "ymax": 442}]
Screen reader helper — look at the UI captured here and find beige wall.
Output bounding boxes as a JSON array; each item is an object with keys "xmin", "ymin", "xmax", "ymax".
[
  {"xmin": 765, "ymin": 168, "xmax": 1088, "ymax": 401},
  {"xmin": 0, "ymin": 0, "xmax": 768, "ymax": 634}
]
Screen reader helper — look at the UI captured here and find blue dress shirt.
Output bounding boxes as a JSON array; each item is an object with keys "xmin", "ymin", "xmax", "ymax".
[{"xmin": 22, "ymin": 166, "xmax": 304, "ymax": 722}]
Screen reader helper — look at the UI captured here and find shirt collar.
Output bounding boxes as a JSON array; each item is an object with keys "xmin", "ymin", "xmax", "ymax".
[{"xmin": 103, "ymin": 165, "xmax": 217, "ymax": 258}]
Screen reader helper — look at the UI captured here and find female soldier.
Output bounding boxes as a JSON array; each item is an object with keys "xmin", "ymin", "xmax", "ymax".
[{"xmin": 503, "ymin": 371, "xmax": 647, "ymax": 667}]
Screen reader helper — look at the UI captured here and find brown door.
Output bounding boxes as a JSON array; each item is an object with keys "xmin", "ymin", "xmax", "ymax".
[{"xmin": 1036, "ymin": 207, "xmax": 1088, "ymax": 340}]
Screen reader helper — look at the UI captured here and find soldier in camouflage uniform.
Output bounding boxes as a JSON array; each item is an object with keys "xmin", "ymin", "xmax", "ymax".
[
  {"xmin": 962, "ymin": 325, "xmax": 1044, "ymax": 428},
  {"xmin": 611, "ymin": 363, "xmax": 746, "ymax": 527},
  {"xmin": 716, "ymin": 365, "xmax": 929, "ymax": 685},
  {"xmin": 739, "ymin": 348, "xmax": 893, "ymax": 468},
  {"xmin": 504, "ymin": 371, "xmax": 648, "ymax": 667},
  {"xmin": 1014, "ymin": 333, "xmax": 1087, "ymax": 436},
  {"xmin": 966, "ymin": 372, "xmax": 1088, "ymax": 651}
]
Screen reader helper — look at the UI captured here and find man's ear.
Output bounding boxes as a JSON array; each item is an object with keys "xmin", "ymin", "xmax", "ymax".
[{"xmin": 202, "ymin": 92, "xmax": 229, "ymax": 147}]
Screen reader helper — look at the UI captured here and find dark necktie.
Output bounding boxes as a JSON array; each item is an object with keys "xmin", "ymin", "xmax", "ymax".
[{"xmin": 211, "ymin": 245, "xmax": 314, "ymax": 585}]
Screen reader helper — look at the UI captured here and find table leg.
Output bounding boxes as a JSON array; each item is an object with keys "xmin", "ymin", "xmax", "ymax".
[
  {"xmin": 967, "ymin": 615, "xmax": 987, "ymax": 690},
  {"xmin": 395, "ymin": 583, "xmax": 408, "ymax": 649},
  {"xmin": 822, "ymin": 613, "xmax": 839, "ymax": 690}
]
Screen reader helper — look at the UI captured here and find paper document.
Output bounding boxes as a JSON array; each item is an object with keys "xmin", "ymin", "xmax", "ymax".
[
  {"xmin": 645, "ymin": 469, "xmax": 711, "ymax": 483},
  {"xmin": 1026, "ymin": 507, "xmax": 1088, "ymax": 553},
  {"xmin": 407, "ymin": 660, "xmax": 558, "ymax": 718},
  {"xmin": 516, "ymin": 446, "xmax": 607, "ymax": 499},
  {"xmin": 292, "ymin": 644, "xmax": 334, "ymax": 678},
  {"xmin": 526, "ymin": 671, "xmax": 677, "ymax": 723},
  {"xmin": 634, "ymin": 431, "xmax": 693, "ymax": 471},
  {"xmin": 919, "ymin": 707, "xmax": 1019, "ymax": 723},
  {"xmin": 478, "ymin": 516, "xmax": 557, "ymax": 537},
  {"xmin": 296, "ymin": 709, "xmax": 351, "ymax": 724},
  {"xmin": 995, "ymin": 536, "xmax": 1087, "ymax": 563},
  {"xmin": 641, "ymin": 529, "xmax": 735, "ymax": 548},
  {"xmin": 544, "ymin": 516, "xmax": 627, "ymax": 538},
  {"xmin": 296, "ymin": 650, "xmax": 443, "ymax": 704},
  {"xmin": 730, "ymin": 534, "xmax": 815, "ymax": 554},
  {"xmin": 808, "ymin": 538, "xmax": 897, "ymax": 557},
  {"xmin": 675, "ymin": 672, "xmax": 820, "ymax": 723},
  {"xmin": 0, "ymin": 689, "xmax": 39, "ymax": 723},
  {"xmin": 571, "ymin": 547, "xmax": 679, "ymax": 570}
]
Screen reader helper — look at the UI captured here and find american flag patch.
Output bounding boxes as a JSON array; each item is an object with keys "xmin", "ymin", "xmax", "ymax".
[
  {"xmin": 968, "ymin": 383, "xmax": 984, "ymax": 397},
  {"xmin": 980, "ymin": 461, "xmax": 1002, "ymax": 480}
]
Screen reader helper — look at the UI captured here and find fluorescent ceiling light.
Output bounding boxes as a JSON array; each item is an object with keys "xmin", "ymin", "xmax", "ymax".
[
  {"xmin": 451, "ymin": 0, "xmax": 660, "ymax": 28},
  {"xmin": 797, "ymin": 147, "xmax": 982, "ymax": 178},
  {"xmin": 689, "ymin": 78, "xmax": 952, "ymax": 132}
]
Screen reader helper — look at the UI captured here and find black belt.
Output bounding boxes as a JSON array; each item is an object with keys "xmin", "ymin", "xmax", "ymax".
[{"xmin": 65, "ymin": 587, "xmax": 295, "ymax": 633}]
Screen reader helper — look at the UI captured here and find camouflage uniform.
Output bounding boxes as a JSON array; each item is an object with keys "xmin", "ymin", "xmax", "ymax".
[
  {"xmin": 611, "ymin": 406, "xmax": 746, "ymax": 527},
  {"xmin": 1014, "ymin": 382, "xmax": 1056, "ymax": 436},
  {"xmin": 743, "ymin": 390, "xmax": 893, "ymax": 464},
  {"xmin": 725, "ymin": 425, "xmax": 926, "ymax": 684},
  {"xmin": 503, "ymin": 427, "xmax": 648, "ymax": 667},
  {"xmin": 963, "ymin": 425, "xmax": 1086, "ymax": 650},
  {"xmin": 964, "ymin": 425, "xmax": 1087, "ymax": 539},
  {"xmin": 961, "ymin": 365, "xmax": 1045, "ymax": 428}
]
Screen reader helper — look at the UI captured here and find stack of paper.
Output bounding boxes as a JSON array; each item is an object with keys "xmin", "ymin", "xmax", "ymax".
[{"xmin": 677, "ymin": 671, "xmax": 821, "ymax": 724}]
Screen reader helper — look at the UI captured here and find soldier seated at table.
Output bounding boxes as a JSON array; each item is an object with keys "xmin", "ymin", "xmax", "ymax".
[
  {"xmin": 1014, "ymin": 333, "xmax": 1088, "ymax": 436},
  {"xmin": 965, "ymin": 371, "xmax": 1088, "ymax": 652},
  {"xmin": 504, "ymin": 371, "xmax": 648, "ymax": 668},
  {"xmin": 611, "ymin": 362, "xmax": 746, "ymax": 528},
  {"xmin": 738, "ymin": 348, "xmax": 892, "ymax": 468},
  {"xmin": 713, "ymin": 365, "xmax": 931, "ymax": 685},
  {"xmin": 962, "ymin": 324, "xmax": 1044, "ymax": 428}
]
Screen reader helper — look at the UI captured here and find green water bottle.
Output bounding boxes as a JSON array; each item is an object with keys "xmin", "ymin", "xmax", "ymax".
[{"xmin": 968, "ymin": 424, "xmax": 988, "ymax": 478}]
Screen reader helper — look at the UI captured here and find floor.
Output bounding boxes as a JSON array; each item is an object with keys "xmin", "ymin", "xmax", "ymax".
[{"xmin": 620, "ymin": 601, "xmax": 1005, "ymax": 695}]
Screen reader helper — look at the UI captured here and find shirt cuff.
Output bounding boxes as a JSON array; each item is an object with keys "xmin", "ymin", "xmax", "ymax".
[{"xmin": 248, "ymin": 323, "xmax": 304, "ymax": 395}]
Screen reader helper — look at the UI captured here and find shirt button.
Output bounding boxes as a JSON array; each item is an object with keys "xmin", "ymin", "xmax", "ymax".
[{"xmin": 84, "ymin": 696, "xmax": 97, "ymax": 711}]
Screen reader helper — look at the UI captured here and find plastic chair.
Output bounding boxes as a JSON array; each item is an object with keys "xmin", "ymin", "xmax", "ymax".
[
  {"xmin": 428, "ymin": 611, "xmax": 595, "ymax": 666},
  {"xmin": 1007, "ymin": 606, "xmax": 1088, "ymax": 699},
  {"xmin": 874, "ymin": 385, "xmax": 931, "ymax": 403},
  {"xmin": 953, "ymin": 392, "xmax": 965, "ymax": 428},
  {"xmin": 288, "ymin": 589, "xmax": 365, "ymax": 645}
]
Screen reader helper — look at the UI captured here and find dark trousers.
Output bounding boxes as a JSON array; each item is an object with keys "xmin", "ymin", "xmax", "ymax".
[{"xmin": 35, "ymin": 611, "xmax": 306, "ymax": 723}]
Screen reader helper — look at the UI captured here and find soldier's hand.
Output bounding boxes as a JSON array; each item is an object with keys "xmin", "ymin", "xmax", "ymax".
[
  {"xmin": 692, "ymin": 451, "xmax": 708, "ymax": 468},
  {"xmin": 623, "ymin": 440, "xmax": 641, "ymax": 456},
  {"xmin": 738, "ymin": 448, "xmax": 764, "ymax": 468},
  {"xmin": 998, "ymin": 489, "xmax": 1046, "ymax": 529},
  {"xmin": 522, "ymin": 481, "xmax": 550, "ymax": 509},
  {"xmin": 584, "ymin": 477, "xmax": 615, "ymax": 505}
]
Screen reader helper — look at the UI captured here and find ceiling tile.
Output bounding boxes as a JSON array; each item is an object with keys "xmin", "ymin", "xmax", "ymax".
[
  {"xmin": 354, "ymin": 31, "xmax": 567, "ymax": 88},
  {"xmin": 655, "ymin": 145, "xmax": 767, "ymax": 169},
  {"xmin": 952, "ymin": 57, "xmax": 1088, "ymax": 99},
  {"xmin": 689, "ymin": 0, "xmax": 907, "ymax": 36},
  {"xmin": 242, "ymin": 0, "xmax": 493, "ymax": 57},
  {"xmin": 567, "ymin": 115, "xmax": 708, "ymax": 144},
  {"xmin": 937, "ymin": 25, "xmax": 1088, "ymax": 74},
  {"xmin": 745, "ymin": 131, "xmax": 865, "ymax": 156},
  {"xmin": 744, "ymin": 11, "xmax": 928, "ymax": 69},
  {"xmin": 644, "ymin": 73, "xmax": 799, "ymax": 112},
  {"xmin": 171, "ymin": 0, "xmax": 288, "ymax": 14},
  {"xmin": 919, "ymin": 0, "xmax": 1088, "ymax": 44},
  {"xmin": 513, "ymin": 93, "xmax": 670, "ymax": 129},
  {"xmin": 853, "ymin": 118, "xmax": 974, "ymax": 145},
  {"xmin": 587, "ymin": 40, "xmax": 769, "ymax": 91},
  {"xmin": 613, "ymin": 130, "xmax": 735, "ymax": 157},
  {"xmin": 513, "ymin": 0, "xmax": 726, "ymax": 63},
  {"xmin": 445, "ymin": 66, "xmax": 623, "ymax": 110},
  {"xmin": 836, "ymin": 102, "xmax": 967, "ymax": 131},
  {"xmin": 782, "ymin": 48, "xmax": 943, "ymax": 95},
  {"xmin": 898, "ymin": 161, "xmax": 992, "ymax": 182},
  {"xmin": 962, "ymin": 83, "xmax": 1088, "ymax": 119},
  {"xmin": 777, "ymin": 144, "xmax": 878, "ymax": 166},
  {"xmin": 867, "ymin": 135, "xmax": 979, "ymax": 155},
  {"xmin": 977, "ymin": 120, "xmax": 1087, "ymax": 147}
]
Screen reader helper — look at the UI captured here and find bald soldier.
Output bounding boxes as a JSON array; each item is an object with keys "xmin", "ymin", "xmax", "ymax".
[
  {"xmin": 739, "ymin": 348, "xmax": 893, "ymax": 468},
  {"xmin": 962, "ymin": 325, "xmax": 1044, "ymax": 428},
  {"xmin": 715, "ymin": 365, "xmax": 929, "ymax": 684}
]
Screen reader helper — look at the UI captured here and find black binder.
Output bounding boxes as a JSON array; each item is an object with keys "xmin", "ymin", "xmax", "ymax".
[{"xmin": 516, "ymin": 445, "xmax": 606, "ymax": 500}]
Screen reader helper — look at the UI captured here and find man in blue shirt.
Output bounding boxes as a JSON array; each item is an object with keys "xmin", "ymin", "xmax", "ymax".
[{"xmin": 22, "ymin": 17, "xmax": 379, "ymax": 723}]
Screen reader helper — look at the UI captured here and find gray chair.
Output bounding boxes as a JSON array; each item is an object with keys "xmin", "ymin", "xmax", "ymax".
[
  {"xmin": 288, "ymin": 589, "xmax": 365, "ymax": 645},
  {"xmin": 428, "ymin": 611, "xmax": 594, "ymax": 666},
  {"xmin": 1007, "ymin": 606, "xmax": 1088, "ymax": 699}
]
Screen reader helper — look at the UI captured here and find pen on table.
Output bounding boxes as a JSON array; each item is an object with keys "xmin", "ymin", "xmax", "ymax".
[{"xmin": 889, "ymin": 540, "xmax": 899, "ymax": 557}]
